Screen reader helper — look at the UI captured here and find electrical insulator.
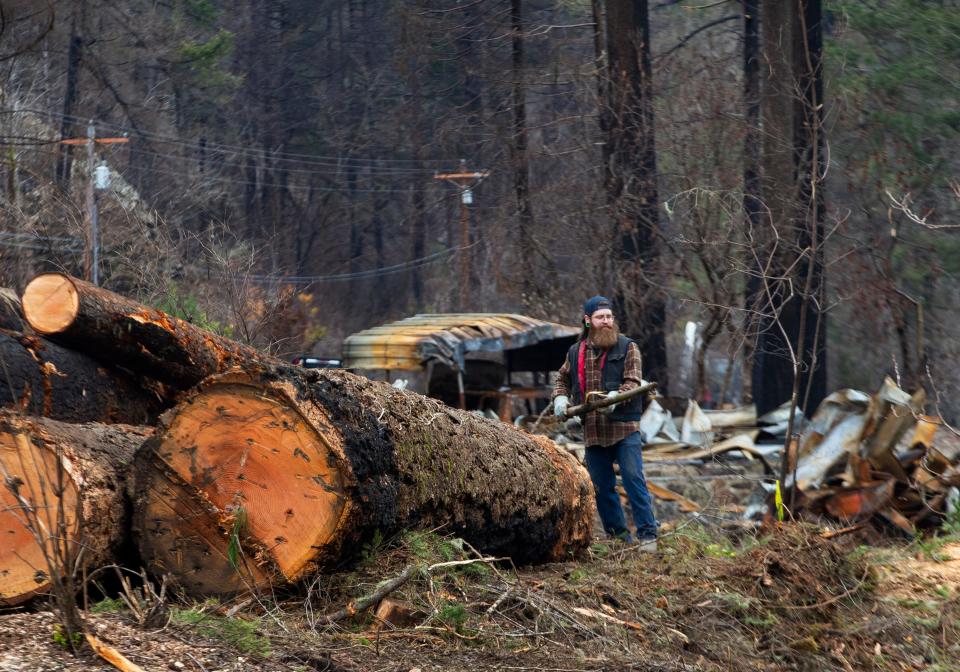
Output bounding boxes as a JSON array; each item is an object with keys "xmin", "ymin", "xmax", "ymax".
[
  {"xmin": 94, "ymin": 164, "xmax": 111, "ymax": 190},
  {"xmin": 461, "ymin": 188, "xmax": 473, "ymax": 205}
]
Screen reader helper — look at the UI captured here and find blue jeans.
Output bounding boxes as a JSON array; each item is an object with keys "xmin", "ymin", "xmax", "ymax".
[{"xmin": 584, "ymin": 431, "xmax": 658, "ymax": 540}]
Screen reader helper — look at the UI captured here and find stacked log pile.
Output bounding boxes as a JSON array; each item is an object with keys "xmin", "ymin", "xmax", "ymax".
[{"xmin": 0, "ymin": 274, "xmax": 594, "ymax": 605}]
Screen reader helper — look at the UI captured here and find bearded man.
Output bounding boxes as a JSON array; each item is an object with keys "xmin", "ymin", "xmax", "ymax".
[{"xmin": 552, "ymin": 295, "xmax": 658, "ymax": 549}]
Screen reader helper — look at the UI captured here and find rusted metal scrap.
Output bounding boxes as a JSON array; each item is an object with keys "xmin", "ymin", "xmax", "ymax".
[{"xmin": 787, "ymin": 377, "xmax": 958, "ymax": 535}]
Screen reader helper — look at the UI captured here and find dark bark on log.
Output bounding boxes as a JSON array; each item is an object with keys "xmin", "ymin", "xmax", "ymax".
[
  {"xmin": 0, "ymin": 412, "xmax": 151, "ymax": 606},
  {"xmin": 22, "ymin": 273, "xmax": 283, "ymax": 391},
  {"xmin": 0, "ymin": 329, "xmax": 163, "ymax": 425},
  {"xmin": 0, "ymin": 288, "xmax": 25, "ymax": 332},
  {"xmin": 132, "ymin": 366, "xmax": 594, "ymax": 597}
]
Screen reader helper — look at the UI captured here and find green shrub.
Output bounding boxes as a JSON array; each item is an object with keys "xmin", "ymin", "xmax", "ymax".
[{"xmin": 171, "ymin": 608, "xmax": 270, "ymax": 656}]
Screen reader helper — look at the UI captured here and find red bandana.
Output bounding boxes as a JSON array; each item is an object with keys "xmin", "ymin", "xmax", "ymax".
[{"xmin": 577, "ymin": 339, "xmax": 608, "ymax": 399}]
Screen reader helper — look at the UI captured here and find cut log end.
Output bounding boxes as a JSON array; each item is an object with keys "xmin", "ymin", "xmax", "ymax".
[
  {"xmin": 0, "ymin": 430, "xmax": 79, "ymax": 606},
  {"xmin": 22, "ymin": 274, "xmax": 80, "ymax": 335},
  {"xmin": 135, "ymin": 382, "xmax": 349, "ymax": 595}
]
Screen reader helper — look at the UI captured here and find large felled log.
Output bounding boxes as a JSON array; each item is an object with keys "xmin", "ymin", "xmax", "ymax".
[
  {"xmin": 0, "ymin": 412, "xmax": 151, "ymax": 606},
  {"xmin": 21, "ymin": 273, "xmax": 282, "ymax": 390},
  {"xmin": 0, "ymin": 329, "xmax": 163, "ymax": 424},
  {"xmin": 132, "ymin": 366, "xmax": 594, "ymax": 596}
]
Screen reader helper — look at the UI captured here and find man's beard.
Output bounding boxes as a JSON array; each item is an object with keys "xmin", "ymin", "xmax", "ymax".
[{"xmin": 589, "ymin": 324, "xmax": 620, "ymax": 349}]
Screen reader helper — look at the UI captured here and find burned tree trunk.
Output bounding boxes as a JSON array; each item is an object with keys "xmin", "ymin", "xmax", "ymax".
[
  {"xmin": 742, "ymin": 0, "xmax": 761, "ymax": 405},
  {"xmin": 0, "ymin": 329, "xmax": 163, "ymax": 424},
  {"xmin": 751, "ymin": 0, "xmax": 827, "ymax": 417},
  {"xmin": 0, "ymin": 412, "xmax": 151, "ymax": 606},
  {"xmin": 602, "ymin": 0, "xmax": 669, "ymax": 392},
  {"xmin": 132, "ymin": 366, "xmax": 594, "ymax": 597},
  {"xmin": 21, "ymin": 273, "xmax": 283, "ymax": 390}
]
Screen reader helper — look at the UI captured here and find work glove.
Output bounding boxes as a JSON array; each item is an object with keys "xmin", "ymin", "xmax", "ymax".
[
  {"xmin": 597, "ymin": 390, "xmax": 623, "ymax": 415},
  {"xmin": 553, "ymin": 395, "xmax": 570, "ymax": 417},
  {"xmin": 564, "ymin": 414, "xmax": 582, "ymax": 432}
]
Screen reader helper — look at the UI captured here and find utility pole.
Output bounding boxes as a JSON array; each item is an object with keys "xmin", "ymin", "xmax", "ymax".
[
  {"xmin": 60, "ymin": 121, "xmax": 128, "ymax": 286},
  {"xmin": 84, "ymin": 122, "xmax": 97, "ymax": 285},
  {"xmin": 434, "ymin": 159, "xmax": 489, "ymax": 311}
]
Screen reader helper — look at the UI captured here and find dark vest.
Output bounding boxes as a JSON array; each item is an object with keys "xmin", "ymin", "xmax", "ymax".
[{"xmin": 566, "ymin": 335, "xmax": 644, "ymax": 421}]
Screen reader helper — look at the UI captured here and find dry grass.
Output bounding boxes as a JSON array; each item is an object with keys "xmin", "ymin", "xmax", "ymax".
[
  {"xmin": 4, "ymin": 523, "xmax": 959, "ymax": 671},
  {"xmin": 199, "ymin": 524, "xmax": 958, "ymax": 671}
]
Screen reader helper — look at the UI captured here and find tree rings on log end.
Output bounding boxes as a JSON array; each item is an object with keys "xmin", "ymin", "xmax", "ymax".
[
  {"xmin": 135, "ymin": 381, "xmax": 350, "ymax": 596},
  {"xmin": 0, "ymin": 430, "xmax": 79, "ymax": 606},
  {"xmin": 22, "ymin": 274, "xmax": 80, "ymax": 335}
]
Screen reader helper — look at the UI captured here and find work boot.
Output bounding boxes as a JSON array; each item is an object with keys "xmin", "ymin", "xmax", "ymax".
[{"xmin": 636, "ymin": 537, "xmax": 658, "ymax": 553}]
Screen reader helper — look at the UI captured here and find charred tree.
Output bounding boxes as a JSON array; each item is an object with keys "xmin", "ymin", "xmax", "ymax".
[
  {"xmin": 603, "ymin": 0, "xmax": 668, "ymax": 392},
  {"xmin": 752, "ymin": 0, "xmax": 827, "ymax": 417},
  {"xmin": 511, "ymin": 0, "xmax": 538, "ymax": 304},
  {"xmin": 21, "ymin": 273, "xmax": 283, "ymax": 391},
  {"xmin": 0, "ymin": 329, "xmax": 163, "ymax": 424},
  {"xmin": 0, "ymin": 412, "xmax": 150, "ymax": 606},
  {"xmin": 132, "ymin": 366, "xmax": 594, "ymax": 597},
  {"xmin": 742, "ymin": 0, "xmax": 761, "ymax": 404},
  {"xmin": 54, "ymin": 4, "xmax": 85, "ymax": 186}
]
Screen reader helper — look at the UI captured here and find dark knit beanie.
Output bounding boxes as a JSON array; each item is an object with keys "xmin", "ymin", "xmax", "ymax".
[{"xmin": 583, "ymin": 295, "xmax": 612, "ymax": 317}]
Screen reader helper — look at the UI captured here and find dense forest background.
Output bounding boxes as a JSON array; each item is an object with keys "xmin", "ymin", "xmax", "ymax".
[{"xmin": 0, "ymin": 0, "xmax": 957, "ymax": 416}]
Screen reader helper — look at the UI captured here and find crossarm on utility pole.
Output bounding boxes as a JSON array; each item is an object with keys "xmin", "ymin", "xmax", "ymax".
[
  {"xmin": 433, "ymin": 161, "xmax": 489, "ymax": 311},
  {"xmin": 60, "ymin": 126, "xmax": 128, "ymax": 287},
  {"xmin": 564, "ymin": 381, "xmax": 657, "ymax": 417}
]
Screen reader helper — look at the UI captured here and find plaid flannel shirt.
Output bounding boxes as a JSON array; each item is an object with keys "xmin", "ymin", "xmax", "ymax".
[{"xmin": 553, "ymin": 340, "xmax": 643, "ymax": 448}]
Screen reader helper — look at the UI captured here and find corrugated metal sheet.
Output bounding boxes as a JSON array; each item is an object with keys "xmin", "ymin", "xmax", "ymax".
[{"xmin": 342, "ymin": 313, "xmax": 579, "ymax": 371}]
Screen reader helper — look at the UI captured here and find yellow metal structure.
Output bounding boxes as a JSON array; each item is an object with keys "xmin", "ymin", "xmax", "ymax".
[{"xmin": 342, "ymin": 313, "xmax": 578, "ymax": 372}]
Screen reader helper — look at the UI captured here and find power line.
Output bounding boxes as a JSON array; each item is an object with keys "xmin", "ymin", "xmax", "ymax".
[
  {"xmin": 2, "ymin": 108, "xmax": 460, "ymax": 167},
  {"xmin": 0, "ymin": 231, "xmax": 84, "ymax": 253},
  {"xmin": 207, "ymin": 243, "xmax": 476, "ymax": 285},
  {"xmin": 114, "ymin": 162, "xmax": 440, "ymax": 194},
  {"xmin": 0, "ymin": 239, "xmax": 83, "ymax": 253},
  {"xmin": 116, "ymin": 145, "xmax": 446, "ymax": 178},
  {"xmin": 0, "ymin": 231, "xmax": 83, "ymax": 243},
  {"xmin": 0, "ymin": 232, "xmax": 473, "ymax": 284}
]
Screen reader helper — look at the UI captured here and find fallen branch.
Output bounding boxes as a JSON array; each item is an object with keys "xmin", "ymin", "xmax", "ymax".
[
  {"xmin": 316, "ymin": 555, "xmax": 507, "ymax": 625},
  {"xmin": 315, "ymin": 565, "xmax": 418, "ymax": 625},
  {"xmin": 819, "ymin": 523, "xmax": 866, "ymax": 539},
  {"xmin": 572, "ymin": 606, "xmax": 644, "ymax": 631},
  {"xmin": 427, "ymin": 556, "xmax": 508, "ymax": 573},
  {"xmin": 570, "ymin": 606, "xmax": 690, "ymax": 644},
  {"xmin": 85, "ymin": 633, "xmax": 146, "ymax": 672},
  {"xmin": 486, "ymin": 584, "xmax": 515, "ymax": 616}
]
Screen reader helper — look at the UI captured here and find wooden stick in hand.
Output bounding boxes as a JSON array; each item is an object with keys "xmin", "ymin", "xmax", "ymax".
[{"xmin": 564, "ymin": 382, "xmax": 657, "ymax": 418}]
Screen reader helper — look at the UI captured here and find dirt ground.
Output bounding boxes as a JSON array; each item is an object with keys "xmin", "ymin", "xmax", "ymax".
[{"xmin": 2, "ymin": 524, "xmax": 958, "ymax": 672}]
